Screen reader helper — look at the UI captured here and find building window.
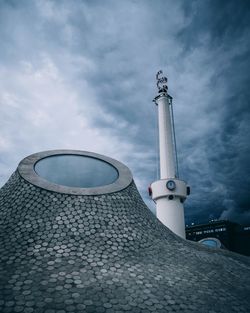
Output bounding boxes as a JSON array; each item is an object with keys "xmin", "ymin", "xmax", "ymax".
[
  {"xmin": 34, "ymin": 154, "xmax": 118, "ymax": 188},
  {"xmin": 203, "ymin": 229, "xmax": 214, "ymax": 234},
  {"xmin": 199, "ymin": 238, "xmax": 222, "ymax": 249},
  {"xmin": 215, "ymin": 228, "xmax": 226, "ymax": 232}
]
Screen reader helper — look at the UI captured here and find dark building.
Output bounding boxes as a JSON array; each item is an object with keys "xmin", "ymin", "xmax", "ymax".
[
  {"xmin": 0, "ymin": 150, "xmax": 250, "ymax": 313},
  {"xmin": 186, "ymin": 220, "xmax": 250, "ymax": 256}
]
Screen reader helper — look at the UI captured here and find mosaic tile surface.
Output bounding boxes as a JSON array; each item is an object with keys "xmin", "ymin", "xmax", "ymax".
[{"xmin": 0, "ymin": 171, "xmax": 250, "ymax": 313}]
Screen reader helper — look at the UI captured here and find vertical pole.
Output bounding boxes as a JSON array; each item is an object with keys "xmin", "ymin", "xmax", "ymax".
[
  {"xmin": 169, "ymin": 97, "xmax": 179, "ymax": 178},
  {"xmin": 157, "ymin": 95, "xmax": 176, "ymax": 179}
]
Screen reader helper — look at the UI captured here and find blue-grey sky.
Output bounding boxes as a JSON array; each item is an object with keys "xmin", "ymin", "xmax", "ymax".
[{"xmin": 1, "ymin": 0, "xmax": 250, "ymax": 225}]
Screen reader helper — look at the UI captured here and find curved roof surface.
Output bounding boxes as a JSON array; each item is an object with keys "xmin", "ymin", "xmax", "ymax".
[{"xmin": 0, "ymin": 150, "xmax": 249, "ymax": 312}]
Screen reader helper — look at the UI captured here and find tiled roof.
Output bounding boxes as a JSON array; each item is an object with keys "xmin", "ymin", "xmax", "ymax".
[{"xmin": 0, "ymin": 169, "xmax": 249, "ymax": 312}]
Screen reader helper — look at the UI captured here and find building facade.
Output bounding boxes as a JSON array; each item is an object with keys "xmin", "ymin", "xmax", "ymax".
[{"xmin": 186, "ymin": 220, "xmax": 250, "ymax": 256}]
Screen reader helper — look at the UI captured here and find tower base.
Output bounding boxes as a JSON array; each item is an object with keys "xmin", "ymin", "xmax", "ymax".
[
  {"xmin": 156, "ymin": 197, "xmax": 186, "ymax": 238},
  {"xmin": 151, "ymin": 178, "xmax": 188, "ymax": 238}
]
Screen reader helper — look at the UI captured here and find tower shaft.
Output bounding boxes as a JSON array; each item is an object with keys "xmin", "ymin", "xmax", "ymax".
[
  {"xmin": 150, "ymin": 71, "xmax": 189, "ymax": 239},
  {"xmin": 157, "ymin": 94, "xmax": 176, "ymax": 178}
]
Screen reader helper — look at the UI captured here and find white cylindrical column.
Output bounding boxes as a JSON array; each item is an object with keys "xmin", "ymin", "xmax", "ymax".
[
  {"xmin": 150, "ymin": 71, "xmax": 189, "ymax": 239},
  {"xmin": 156, "ymin": 197, "xmax": 186, "ymax": 238},
  {"xmin": 156, "ymin": 95, "xmax": 176, "ymax": 179}
]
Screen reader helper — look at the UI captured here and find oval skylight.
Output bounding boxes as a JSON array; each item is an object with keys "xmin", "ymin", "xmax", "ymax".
[
  {"xmin": 18, "ymin": 150, "xmax": 133, "ymax": 195},
  {"xmin": 34, "ymin": 154, "xmax": 119, "ymax": 188},
  {"xmin": 199, "ymin": 238, "xmax": 222, "ymax": 249}
]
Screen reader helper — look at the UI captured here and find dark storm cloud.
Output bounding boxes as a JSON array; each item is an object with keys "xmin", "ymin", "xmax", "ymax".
[
  {"xmin": 0, "ymin": 0, "xmax": 249, "ymax": 225},
  {"xmin": 175, "ymin": 0, "xmax": 250, "ymax": 224}
]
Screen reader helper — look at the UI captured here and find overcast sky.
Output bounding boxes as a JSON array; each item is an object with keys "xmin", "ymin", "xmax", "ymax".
[{"xmin": 1, "ymin": 0, "xmax": 250, "ymax": 225}]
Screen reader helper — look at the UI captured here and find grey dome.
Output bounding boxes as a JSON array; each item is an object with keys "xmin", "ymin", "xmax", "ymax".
[{"xmin": 0, "ymin": 150, "xmax": 250, "ymax": 313}]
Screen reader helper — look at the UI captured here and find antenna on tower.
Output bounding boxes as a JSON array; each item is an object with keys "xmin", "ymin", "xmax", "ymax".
[{"xmin": 169, "ymin": 95, "xmax": 180, "ymax": 178}]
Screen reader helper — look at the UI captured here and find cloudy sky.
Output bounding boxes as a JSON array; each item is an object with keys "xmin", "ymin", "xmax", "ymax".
[{"xmin": 1, "ymin": 0, "xmax": 250, "ymax": 225}]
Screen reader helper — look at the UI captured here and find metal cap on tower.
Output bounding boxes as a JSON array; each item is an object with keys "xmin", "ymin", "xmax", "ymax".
[{"xmin": 156, "ymin": 70, "xmax": 168, "ymax": 93}]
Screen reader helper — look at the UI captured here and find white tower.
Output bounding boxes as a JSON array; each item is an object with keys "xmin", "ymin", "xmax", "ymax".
[{"xmin": 149, "ymin": 71, "xmax": 190, "ymax": 238}]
